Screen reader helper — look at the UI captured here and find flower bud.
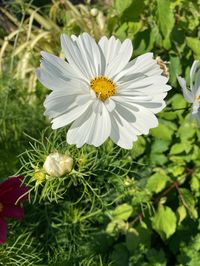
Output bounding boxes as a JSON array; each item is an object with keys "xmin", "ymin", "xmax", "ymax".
[
  {"xmin": 43, "ymin": 152, "xmax": 73, "ymax": 177},
  {"xmin": 90, "ymin": 8, "xmax": 98, "ymax": 17},
  {"xmin": 33, "ymin": 171, "xmax": 46, "ymax": 183}
]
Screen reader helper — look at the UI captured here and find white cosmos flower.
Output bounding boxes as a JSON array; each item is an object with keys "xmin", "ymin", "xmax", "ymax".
[
  {"xmin": 36, "ymin": 33, "xmax": 171, "ymax": 149},
  {"xmin": 177, "ymin": 60, "xmax": 200, "ymax": 126}
]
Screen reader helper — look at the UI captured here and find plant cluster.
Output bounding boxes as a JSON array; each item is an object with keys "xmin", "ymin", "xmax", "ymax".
[{"xmin": 0, "ymin": 0, "xmax": 200, "ymax": 265}]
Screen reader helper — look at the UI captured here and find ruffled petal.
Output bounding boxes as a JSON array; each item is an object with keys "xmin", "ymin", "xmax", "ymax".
[
  {"xmin": 67, "ymin": 100, "xmax": 111, "ymax": 147},
  {"xmin": 72, "ymin": 33, "xmax": 106, "ymax": 77},
  {"xmin": 51, "ymin": 95, "xmax": 93, "ymax": 129},
  {"xmin": 105, "ymin": 39, "xmax": 133, "ymax": 79},
  {"xmin": 177, "ymin": 76, "xmax": 193, "ymax": 103},
  {"xmin": 190, "ymin": 60, "xmax": 198, "ymax": 93}
]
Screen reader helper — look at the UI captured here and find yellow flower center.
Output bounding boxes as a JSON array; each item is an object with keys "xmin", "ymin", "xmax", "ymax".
[
  {"xmin": 0, "ymin": 202, "xmax": 3, "ymax": 212},
  {"xmin": 90, "ymin": 76, "xmax": 116, "ymax": 101},
  {"xmin": 197, "ymin": 95, "xmax": 200, "ymax": 102}
]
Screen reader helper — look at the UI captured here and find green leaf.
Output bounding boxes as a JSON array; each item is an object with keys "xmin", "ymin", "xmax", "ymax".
[
  {"xmin": 121, "ymin": 0, "xmax": 145, "ymax": 22},
  {"xmin": 111, "ymin": 244, "xmax": 129, "ymax": 266},
  {"xmin": 170, "ymin": 143, "xmax": 185, "ymax": 155},
  {"xmin": 147, "ymin": 172, "xmax": 170, "ymax": 193},
  {"xmin": 115, "ymin": 0, "xmax": 132, "ymax": 13},
  {"xmin": 151, "ymin": 205, "xmax": 177, "ymax": 240},
  {"xmin": 150, "ymin": 123, "xmax": 174, "ymax": 141},
  {"xmin": 125, "ymin": 228, "xmax": 139, "ymax": 251},
  {"xmin": 186, "ymin": 37, "xmax": 200, "ymax": 56},
  {"xmin": 150, "ymin": 153, "xmax": 168, "ymax": 165},
  {"xmin": 169, "ymin": 56, "xmax": 182, "ymax": 86},
  {"xmin": 171, "ymin": 94, "xmax": 187, "ymax": 110},
  {"xmin": 151, "ymin": 139, "xmax": 170, "ymax": 154},
  {"xmin": 190, "ymin": 176, "xmax": 200, "ymax": 192},
  {"xmin": 178, "ymin": 122, "xmax": 196, "ymax": 141},
  {"xmin": 177, "ymin": 205, "xmax": 187, "ymax": 225},
  {"xmin": 112, "ymin": 203, "xmax": 133, "ymax": 221},
  {"xmin": 157, "ymin": 0, "xmax": 175, "ymax": 38}
]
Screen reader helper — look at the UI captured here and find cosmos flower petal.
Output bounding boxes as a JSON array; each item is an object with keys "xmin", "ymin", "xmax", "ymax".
[
  {"xmin": 112, "ymin": 95, "xmax": 166, "ymax": 113},
  {"xmin": 114, "ymin": 53, "xmax": 162, "ymax": 82},
  {"xmin": 194, "ymin": 69, "xmax": 200, "ymax": 95},
  {"xmin": 72, "ymin": 33, "xmax": 106, "ymax": 77},
  {"xmin": 61, "ymin": 34, "xmax": 94, "ymax": 81},
  {"xmin": 190, "ymin": 60, "xmax": 198, "ymax": 91},
  {"xmin": 192, "ymin": 100, "xmax": 199, "ymax": 114},
  {"xmin": 98, "ymin": 36, "xmax": 121, "ymax": 66},
  {"xmin": 110, "ymin": 103, "xmax": 140, "ymax": 149},
  {"xmin": 105, "ymin": 39, "xmax": 133, "ymax": 79},
  {"xmin": 177, "ymin": 76, "xmax": 193, "ymax": 103},
  {"xmin": 0, "ymin": 218, "xmax": 6, "ymax": 244},
  {"xmin": 67, "ymin": 101, "xmax": 111, "ymax": 147},
  {"xmin": 51, "ymin": 97, "xmax": 93, "ymax": 129}
]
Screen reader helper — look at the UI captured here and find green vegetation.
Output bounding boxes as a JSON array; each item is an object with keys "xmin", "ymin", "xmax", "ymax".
[{"xmin": 0, "ymin": 0, "xmax": 200, "ymax": 265}]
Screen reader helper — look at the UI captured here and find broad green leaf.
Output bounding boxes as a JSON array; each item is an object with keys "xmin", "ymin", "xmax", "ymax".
[
  {"xmin": 131, "ymin": 136, "xmax": 146, "ymax": 158},
  {"xmin": 125, "ymin": 228, "xmax": 139, "ymax": 251},
  {"xmin": 186, "ymin": 37, "xmax": 200, "ymax": 56},
  {"xmin": 115, "ymin": 0, "xmax": 132, "ymax": 13},
  {"xmin": 106, "ymin": 221, "xmax": 118, "ymax": 235},
  {"xmin": 121, "ymin": 0, "xmax": 145, "ymax": 22},
  {"xmin": 150, "ymin": 123, "xmax": 174, "ymax": 141},
  {"xmin": 126, "ymin": 221, "xmax": 151, "ymax": 251},
  {"xmin": 150, "ymin": 153, "xmax": 168, "ymax": 165},
  {"xmin": 171, "ymin": 94, "xmax": 187, "ymax": 110},
  {"xmin": 179, "ymin": 188, "xmax": 195, "ymax": 207},
  {"xmin": 177, "ymin": 205, "xmax": 187, "ymax": 225},
  {"xmin": 170, "ymin": 143, "xmax": 185, "ymax": 155},
  {"xmin": 147, "ymin": 172, "xmax": 170, "ymax": 193},
  {"xmin": 111, "ymin": 244, "xmax": 129, "ymax": 266},
  {"xmin": 178, "ymin": 122, "xmax": 196, "ymax": 141},
  {"xmin": 112, "ymin": 203, "xmax": 133, "ymax": 221},
  {"xmin": 157, "ymin": 0, "xmax": 175, "ymax": 38},
  {"xmin": 151, "ymin": 139, "xmax": 170, "ymax": 154},
  {"xmin": 133, "ymin": 28, "xmax": 157, "ymax": 56},
  {"xmin": 151, "ymin": 205, "xmax": 177, "ymax": 240},
  {"xmin": 190, "ymin": 176, "xmax": 200, "ymax": 192}
]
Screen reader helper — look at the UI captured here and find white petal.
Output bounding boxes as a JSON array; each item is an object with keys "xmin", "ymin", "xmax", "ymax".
[
  {"xmin": 114, "ymin": 53, "xmax": 162, "ymax": 82},
  {"xmin": 110, "ymin": 103, "xmax": 140, "ymax": 149},
  {"xmin": 60, "ymin": 34, "xmax": 92, "ymax": 81},
  {"xmin": 44, "ymin": 93, "xmax": 77, "ymax": 118},
  {"xmin": 190, "ymin": 60, "xmax": 198, "ymax": 91},
  {"xmin": 105, "ymin": 39, "xmax": 133, "ymax": 79},
  {"xmin": 67, "ymin": 101, "xmax": 111, "ymax": 147},
  {"xmin": 72, "ymin": 33, "xmax": 105, "ymax": 77},
  {"xmin": 51, "ymin": 97, "xmax": 93, "ymax": 129},
  {"xmin": 98, "ymin": 36, "xmax": 121, "ymax": 67},
  {"xmin": 112, "ymin": 94, "xmax": 166, "ymax": 113},
  {"xmin": 192, "ymin": 100, "xmax": 200, "ymax": 114},
  {"xmin": 36, "ymin": 52, "xmax": 85, "ymax": 91},
  {"xmin": 177, "ymin": 76, "xmax": 193, "ymax": 103},
  {"xmin": 194, "ymin": 69, "xmax": 200, "ymax": 96}
]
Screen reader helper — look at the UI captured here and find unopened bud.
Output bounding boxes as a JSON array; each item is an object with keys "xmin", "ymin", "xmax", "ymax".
[
  {"xmin": 90, "ymin": 8, "xmax": 98, "ymax": 17},
  {"xmin": 43, "ymin": 152, "xmax": 73, "ymax": 177}
]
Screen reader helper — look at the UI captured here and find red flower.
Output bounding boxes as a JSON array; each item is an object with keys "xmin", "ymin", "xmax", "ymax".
[{"xmin": 0, "ymin": 176, "xmax": 29, "ymax": 244}]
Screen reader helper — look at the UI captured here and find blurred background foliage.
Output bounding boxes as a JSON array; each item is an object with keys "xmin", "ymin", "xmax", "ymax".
[{"xmin": 0, "ymin": 0, "xmax": 200, "ymax": 265}]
